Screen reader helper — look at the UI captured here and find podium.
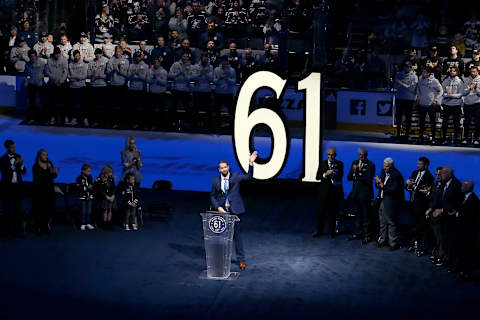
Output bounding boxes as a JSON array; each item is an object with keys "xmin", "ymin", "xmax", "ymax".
[{"xmin": 200, "ymin": 211, "xmax": 240, "ymax": 280}]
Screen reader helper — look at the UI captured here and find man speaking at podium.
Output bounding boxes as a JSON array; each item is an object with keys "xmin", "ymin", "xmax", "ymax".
[{"xmin": 210, "ymin": 151, "xmax": 258, "ymax": 270}]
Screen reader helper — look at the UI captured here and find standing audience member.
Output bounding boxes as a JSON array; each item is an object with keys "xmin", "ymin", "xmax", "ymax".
[
  {"xmin": 33, "ymin": 31, "xmax": 54, "ymax": 62},
  {"xmin": 213, "ymin": 55, "xmax": 236, "ymax": 131},
  {"xmin": 441, "ymin": 66, "xmax": 463, "ymax": 144},
  {"xmin": 394, "ymin": 61, "xmax": 418, "ymax": 139},
  {"xmin": 461, "ymin": 66, "xmax": 480, "ymax": 145},
  {"xmin": 72, "ymin": 32, "xmax": 95, "ymax": 63},
  {"xmin": 68, "ymin": 50, "xmax": 88, "ymax": 127},
  {"xmin": 148, "ymin": 57, "xmax": 170, "ymax": 129},
  {"xmin": 100, "ymin": 34, "xmax": 115, "ymax": 59},
  {"xmin": 45, "ymin": 47, "xmax": 68, "ymax": 125},
  {"xmin": 374, "ymin": 157, "xmax": 404, "ymax": 251},
  {"xmin": 0, "ymin": 140, "xmax": 26, "ymax": 239},
  {"xmin": 87, "ymin": 48, "xmax": 109, "ymax": 127},
  {"xmin": 106, "ymin": 46, "xmax": 130, "ymax": 128},
  {"xmin": 127, "ymin": 51, "xmax": 149, "ymax": 129},
  {"xmin": 96, "ymin": 165, "xmax": 117, "ymax": 230},
  {"xmin": 121, "ymin": 137, "xmax": 143, "ymax": 187},
  {"xmin": 464, "ymin": 49, "xmax": 480, "ymax": 77},
  {"xmin": 169, "ymin": 52, "xmax": 194, "ymax": 127},
  {"xmin": 76, "ymin": 164, "xmax": 95, "ymax": 231},
  {"xmin": 9, "ymin": 37, "xmax": 30, "ymax": 73},
  {"xmin": 122, "ymin": 173, "xmax": 141, "ymax": 231},
  {"xmin": 57, "ymin": 35, "xmax": 72, "ymax": 60},
  {"xmin": 32, "ymin": 149, "xmax": 59, "ymax": 235},
  {"xmin": 442, "ymin": 44, "xmax": 465, "ymax": 77},
  {"xmin": 416, "ymin": 67, "xmax": 443, "ymax": 144},
  {"xmin": 347, "ymin": 147, "xmax": 376, "ymax": 243},
  {"xmin": 24, "ymin": 49, "xmax": 46, "ymax": 124},
  {"xmin": 192, "ymin": 53, "xmax": 214, "ymax": 129}
]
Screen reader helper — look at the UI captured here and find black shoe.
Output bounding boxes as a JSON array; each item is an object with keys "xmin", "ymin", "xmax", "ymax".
[
  {"xmin": 434, "ymin": 258, "xmax": 444, "ymax": 267},
  {"xmin": 377, "ymin": 241, "xmax": 387, "ymax": 248},
  {"xmin": 362, "ymin": 237, "xmax": 372, "ymax": 245},
  {"xmin": 389, "ymin": 244, "xmax": 400, "ymax": 251},
  {"xmin": 406, "ymin": 246, "xmax": 415, "ymax": 253},
  {"xmin": 348, "ymin": 234, "xmax": 362, "ymax": 241},
  {"xmin": 416, "ymin": 250, "xmax": 426, "ymax": 257},
  {"xmin": 312, "ymin": 231, "xmax": 324, "ymax": 238},
  {"xmin": 429, "ymin": 255, "xmax": 436, "ymax": 261}
]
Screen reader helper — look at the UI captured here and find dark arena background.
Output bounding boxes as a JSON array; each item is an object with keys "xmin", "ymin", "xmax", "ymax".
[{"xmin": 0, "ymin": 0, "xmax": 480, "ymax": 319}]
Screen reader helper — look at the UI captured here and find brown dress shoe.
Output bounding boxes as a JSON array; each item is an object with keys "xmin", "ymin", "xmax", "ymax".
[{"xmin": 239, "ymin": 261, "xmax": 246, "ymax": 270}]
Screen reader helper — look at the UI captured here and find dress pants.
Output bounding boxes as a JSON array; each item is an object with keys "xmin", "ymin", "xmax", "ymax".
[
  {"xmin": 354, "ymin": 198, "xmax": 372, "ymax": 237},
  {"xmin": 410, "ymin": 198, "xmax": 430, "ymax": 249},
  {"xmin": 233, "ymin": 216, "xmax": 245, "ymax": 261},
  {"xmin": 1, "ymin": 183, "xmax": 23, "ymax": 236},
  {"xmin": 378, "ymin": 201, "xmax": 398, "ymax": 246},
  {"xmin": 317, "ymin": 185, "xmax": 343, "ymax": 235}
]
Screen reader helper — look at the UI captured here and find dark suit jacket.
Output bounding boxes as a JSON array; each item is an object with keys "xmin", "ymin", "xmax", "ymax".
[
  {"xmin": 347, "ymin": 159, "xmax": 375, "ymax": 201},
  {"xmin": 210, "ymin": 165, "xmax": 253, "ymax": 214},
  {"xmin": 377, "ymin": 167, "xmax": 404, "ymax": 214},
  {"xmin": 406, "ymin": 169, "xmax": 434, "ymax": 203},
  {"xmin": 0, "ymin": 152, "xmax": 27, "ymax": 187},
  {"xmin": 458, "ymin": 192, "xmax": 480, "ymax": 231},
  {"xmin": 432, "ymin": 177, "xmax": 463, "ymax": 215},
  {"xmin": 316, "ymin": 159, "xmax": 344, "ymax": 199}
]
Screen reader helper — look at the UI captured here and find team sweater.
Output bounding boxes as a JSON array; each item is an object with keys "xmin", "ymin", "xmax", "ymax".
[{"xmin": 441, "ymin": 76, "xmax": 464, "ymax": 106}]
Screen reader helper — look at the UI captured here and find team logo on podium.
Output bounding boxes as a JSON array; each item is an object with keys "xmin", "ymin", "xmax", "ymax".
[{"xmin": 208, "ymin": 215, "xmax": 227, "ymax": 233}]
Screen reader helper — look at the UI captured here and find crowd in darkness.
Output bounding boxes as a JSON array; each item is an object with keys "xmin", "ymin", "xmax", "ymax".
[{"xmin": 0, "ymin": 0, "xmax": 316, "ymax": 131}]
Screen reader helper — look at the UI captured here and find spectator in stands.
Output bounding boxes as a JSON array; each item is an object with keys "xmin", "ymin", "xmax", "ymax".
[
  {"xmin": 68, "ymin": 49, "xmax": 88, "ymax": 127},
  {"xmin": 384, "ymin": 18, "xmax": 408, "ymax": 54},
  {"xmin": 18, "ymin": 20, "xmax": 35, "ymax": 48},
  {"xmin": 240, "ymin": 48, "xmax": 258, "ymax": 83},
  {"xmin": 464, "ymin": 15, "xmax": 479, "ymax": 57},
  {"xmin": 401, "ymin": 48, "xmax": 420, "ymax": 74},
  {"xmin": 263, "ymin": 16, "xmax": 282, "ymax": 45},
  {"xmin": 192, "ymin": 53, "xmax": 214, "ymax": 129},
  {"xmin": 169, "ymin": 52, "xmax": 195, "ymax": 128},
  {"xmin": 76, "ymin": 163, "xmax": 95, "ymax": 231},
  {"xmin": 148, "ymin": 0, "xmax": 170, "ymax": 41},
  {"xmin": 200, "ymin": 19, "xmax": 224, "ymax": 49},
  {"xmin": 205, "ymin": 40, "xmax": 220, "ymax": 68},
  {"xmin": 175, "ymin": 38, "xmax": 197, "ymax": 63},
  {"xmin": 121, "ymin": 136, "xmax": 143, "ymax": 187},
  {"xmin": 96, "ymin": 165, "xmax": 117, "ymax": 230},
  {"xmin": 8, "ymin": 26, "xmax": 17, "ymax": 49},
  {"xmin": 57, "ymin": 34, "xmax": 72, "ymax": 60},
  {"xmin": 95, "ymin": 4, "xmax": 116, "ymax": 43},
  {"xmin": 416, "ymin": 67, "xmax": 443, "ymax": 144},
  {"xmin": 462, "ymin": 66, "xmax": 480, "ymax": 145},
  {"xmin": 32, "ymin": 148, "xmax": 58, "ymax": 235},
  {"xmin": 168, "ymin": 29, "xmax": 182, "ymax": 57},
  {"xmin": 410, "ymin": 13, "xmax": 430, "ymax": 54},
  {"xmin": 394, "ymin": 61, "xmax": 418, "ymax": 140},
  {"xmin": 226, "ymin": 42, "xmax": 243, "ymax": 82},
  {"xmin": 10, "ymin": 37, "xmax": 30, "ymax": 73},
  {"xmin": 33, "ymin": 31, "xmax": 54, "ymax": 62},
  {"xmin": 441, "ymin": 66, "xmax": 463, "ymax": 144},
  {"xmin": 127, "ymin": 2, "xmax": 149, "ymax": 42},
  {"xmin": 128, "ymin": 51, "xmax": 149, "ymax": 129},
  {"xmin": 148, "ymin": 56, "xmax": 170, "ymax": 129},
  {"xmin": 47, "ymin": 33, "xmax": 54, "ymax": 46},
  {"xmin": 122, "ymin": 173, "xmax": 140, "ymax": 231},
  {"xmin": 258, "ymin": 42, "xmax": 280, "ymax": 74},
  {"xmin": 106, "ymin": 46, "xmax": 130, "ymax": 129},
  {"xmin": 213, "ymin": 55, "xmax": 236, "ymax": 130},
  {"xmin": 421, "ymin": 45, "xmax": 442, "ymax": 80},
  {"xmin": 72, "ymin": 32, "xmax": 94, "ymax": 63},
  {"xmin": 135, "ymin": 40, "xmax": 150, "ymax": 64},
  {"xmin": 442, "ymin": 44, "xmax": 465, "ymax": 77},
  {"xmin": 168, "ymin": 8, "xmax": 188, "ymax": 40},
  {"xmin": 119, "ymin": 39, "xmax": 132, "ymax": 61},
  {"xmin": 224, "ymin": 0, "xmax": 249, "ymax": 48},
  {"xmin": 453, "ymin": 34, "xmax": 466, "ymax": 57},
  {"xmin": 24, "ymin": 49, "xmax": 46, "ymax": 124},
  {"xmin": 100, "ymin": 33, "xmax": 115, "ymax": 59},
  {"xmin": 211, "ymin": 6, "xmax": 226, "ymax": 32},
  {"xmin": 87, "ymin": 48, "xmax": 109, "ymax": 127},
  {"xmin": 45, "ymin": 47, "xmax": 68, "ymax": 125},
  {"xmin": 150, "ymin": 36, "xmax": 172, "ymax": 69},
  {"xmin": 249, "ymin": 0, "xmax": 269, "ymax": 37},
  {"xmin": 0, "ymin": 139, "xmax": 27, "ymax": 239},
  {"xmin": 464, "ymin": 49, "xmax": 480, "ymax": 77},
  {"xmin": 52, "ymin": 21, "xmax": 69, "ymax": 44},
  {"xmin": 187, "ymin": 1, "xmax": 207, "ymax": 47}
]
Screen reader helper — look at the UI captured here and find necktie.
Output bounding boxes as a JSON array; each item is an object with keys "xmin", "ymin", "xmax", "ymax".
[{"xmin": 223, "ymin": 178, "xmax": 230, "ymax": 210}]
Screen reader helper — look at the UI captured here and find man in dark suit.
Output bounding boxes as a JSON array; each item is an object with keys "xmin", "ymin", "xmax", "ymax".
[
  {"xmin": 375, "ymin": 157, "xmax": 404, "ymax": 251},
  {"xmin": 428, "ymin": 166, "xmax": 463, "ymax": 268},
  {"xmin": 0, "ymin": 140, "xmax": 27, "ymax": 238},
  {"xmin": 210, "ymin": 151, "xmax": 258, "ymax": 270},
  {"xmin": 426, "ymin": 167, "xmax": 445, "ymax": 263},
  {"xmin": 347, "ymin": 147, "xmax": 376, "ymax": 243},
  {"xmin": 313, "ymin": 147, "xmax": 344, "ymax": 238},
  {"xmin": 405, "ymin": 156, "xmax": 434, "ymax": 255}
]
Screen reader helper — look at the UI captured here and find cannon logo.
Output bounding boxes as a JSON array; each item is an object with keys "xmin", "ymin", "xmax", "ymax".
[{"xmin": 209, "ymin": 215, "xmax": 227, "ymax": 234}]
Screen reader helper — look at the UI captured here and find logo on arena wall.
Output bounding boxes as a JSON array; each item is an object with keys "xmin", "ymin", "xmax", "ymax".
[
  {"xmin": 350, "ymin": 100, "xmax": 366, "ymax": 115},
  {"xmin": 208, "ymin": 215, "xmax": 227, "ymax": 234},
  {"xmin": 377, "ymin": 100, "xmax": 393, "ymax": 116}
]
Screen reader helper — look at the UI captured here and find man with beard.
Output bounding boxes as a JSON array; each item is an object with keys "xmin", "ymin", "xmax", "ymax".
[
  {"xmin": 461, "ymin": 65, "xmax": 480, "ymax": 145},
  {"xmin": 394, "ymin": 61, "xmax": 418, "ymax": 139}
]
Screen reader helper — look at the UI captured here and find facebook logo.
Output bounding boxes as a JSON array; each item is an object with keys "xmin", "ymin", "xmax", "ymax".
[
  {"xmin": 377, "ymin": 101, "xmax": 393, "ymax": 116},
  {"xmin": 350, "ymin": 100, "xmax": 366, "ymax": 116}
]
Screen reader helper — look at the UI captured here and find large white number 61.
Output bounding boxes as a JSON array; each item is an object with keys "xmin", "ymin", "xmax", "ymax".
[{"xmin": 234, "ymin": 72, "xmax": 321, "ymax": 182}]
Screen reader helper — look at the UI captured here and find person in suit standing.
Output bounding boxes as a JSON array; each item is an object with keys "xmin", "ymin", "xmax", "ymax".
[
  {"xmin": 347, "ymin": 147, "xmax": 376, "ymax": 244},
  {"xmin": 0, "ymin": 140, "xmax": 27, "ymax": 238},
  {"xmin": 374, "ymin": 157, "xmax": 404, "ymax": 251},
  {"xmin": 428, "ymin": 166, "xmax": 463, "ymax": 268},
  {"xmin": 454, "ymin": 180, "xmax": 479, "ymax": 280},
  {"xmin": 405, "ymin": 156, "xmax": 434, "ymax": 255},
  {"xmin": 313, "ymin": 147, "xmax": 344, "ymax": 238},
  {"xmin": 210, "ymin": 151, "xmax": 258, "ymax": 270},
  {"xmin": 426, "ymin": 167, "xmax": 445, "ymax": 264}
]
